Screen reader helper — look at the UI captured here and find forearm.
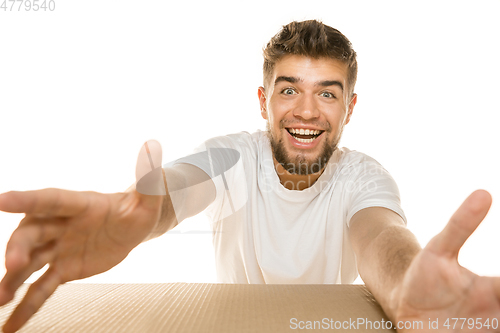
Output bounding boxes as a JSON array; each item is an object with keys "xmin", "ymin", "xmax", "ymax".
[
  {"xmin": 143, "ymin": 183, "xmax": 178, "ymax": 241},
  {"xmin": 126, "ymin": 167, "xmax": 183, "ymax": 242},
  {"xmin": 126, "ymin": 164, "xmax": 215, "ymax": 242},
  {"xmin": 357, "ymin": 224, "xmax": 421, "ymax": 321}
]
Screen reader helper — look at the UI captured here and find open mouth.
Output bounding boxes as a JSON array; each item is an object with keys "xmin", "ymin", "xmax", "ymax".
[{"xmin": 286, "ymin": 128, "xmax": 324, "ymax": 143}]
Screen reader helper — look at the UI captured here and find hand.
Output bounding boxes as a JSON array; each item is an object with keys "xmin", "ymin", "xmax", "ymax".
[
  {"xmin": 391, "ymin": 190, "xmax": 500, "ymax": 332},
  {"xmin": 0, "ymin": 140, "xmax": 165, "ymax": 333}
]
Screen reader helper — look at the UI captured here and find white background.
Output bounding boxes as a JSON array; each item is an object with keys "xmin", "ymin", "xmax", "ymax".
[{"xmin": 0, "ymin": 0, "xmax": 499, "ymax": 284}]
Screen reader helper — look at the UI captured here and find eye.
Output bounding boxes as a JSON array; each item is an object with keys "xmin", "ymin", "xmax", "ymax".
[
  {"xmin": 320, "ymin": 91, "xmax": 336, "ymax": 99},
  {"xmin": 281, "ymin": 88, "xmax": 297, "ymax": 95}
]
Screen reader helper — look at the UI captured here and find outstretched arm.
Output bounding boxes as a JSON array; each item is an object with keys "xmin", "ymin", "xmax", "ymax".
[
  {"xmin": 350, "ymin": 190, "xmax": 500, "ymax": 332},
  {"xmin": 131, "ymin": 162, "xmax": 215, "ymax": 242},
  {"xmin": 349, "ymin": 206, "xmax": 421, "ymax": 321},
  {"xmin": 0, "ymin": 140, "xmax": 215, "ymax": 333}
]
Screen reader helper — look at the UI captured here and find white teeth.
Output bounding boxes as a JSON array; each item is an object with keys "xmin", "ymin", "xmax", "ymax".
[
  {"xmin": 288, "ymin": 128, "xmax": 322, "ymax": 135},
  {"xmin": 294, "ymin": 137, "xmax": 315, "ymax": 143}
]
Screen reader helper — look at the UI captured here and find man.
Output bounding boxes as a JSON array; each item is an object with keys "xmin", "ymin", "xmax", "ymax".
[{"xmin": 0, "ymin": 20, "xmax": 498, "ymax": 333}]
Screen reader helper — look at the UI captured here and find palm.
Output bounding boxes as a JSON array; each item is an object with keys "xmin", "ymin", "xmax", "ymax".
[
  {"xmin": 393, "ymin": 190, "xmax": 500, "ymax": 332},
  {"xmin": 0, "ymin": 140, "xmax": 165, "ymax": 333},
  {"xmin": 40, "ymin": 190, "xmax": 160, "ymax": 283}
]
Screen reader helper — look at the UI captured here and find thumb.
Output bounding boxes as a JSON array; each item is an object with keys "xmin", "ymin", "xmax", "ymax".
[
  {"xmin": 426, "ymin": 189, "xmax": 492, "ymax": 258},
  {"xmin": 135, "ymin": 140, "xmax": 166, "ymax": 197}
]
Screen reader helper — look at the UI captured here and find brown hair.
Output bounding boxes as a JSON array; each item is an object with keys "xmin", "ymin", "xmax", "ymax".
[{"xmin": 263, "ymin": 20, "xmax": 357, "ymax": 96}]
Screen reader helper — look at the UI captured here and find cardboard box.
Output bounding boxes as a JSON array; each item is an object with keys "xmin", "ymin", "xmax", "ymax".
[{"xmin": 0, "ymin": 283, "xmax": 395, "ymax": 332}]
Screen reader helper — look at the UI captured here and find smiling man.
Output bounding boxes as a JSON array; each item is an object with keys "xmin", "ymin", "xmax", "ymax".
[
  {"xmin": 260, "ymin": 54, "xmax": 355, "ymax": 189},
  {"xmin": 0, "ymin": 20, "xmax": 499, "ymax": 333}
]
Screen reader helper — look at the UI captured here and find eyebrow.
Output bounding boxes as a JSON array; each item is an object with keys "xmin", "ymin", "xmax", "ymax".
[
  {"xmin": 274, "ymin": 76, "xmax": 344, "ymax": 92},
  {"xmin": 316, "ymin": 80, "xmax": 344, "ymax": 92},
  {"xmin": 274, "ymin": 76, "xmax": 301, "ymax": 85}
]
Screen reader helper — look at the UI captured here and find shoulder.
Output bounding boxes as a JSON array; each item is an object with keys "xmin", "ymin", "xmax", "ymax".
[
  {"xmin": 198, "ymin": 130, "xmax": 262, "ymax": 149},
  {"xmin": 195, "ymin": 130, "xmax": 267, "ymax": 159},
  {"xmin": 337, "ymin": 148, "xmax": 386, "ymax": 174}
]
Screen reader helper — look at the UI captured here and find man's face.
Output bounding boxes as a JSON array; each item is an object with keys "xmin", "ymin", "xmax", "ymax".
[{"xmin": 258, "ymin": 55, "xmax": 357, "ymax": 175}]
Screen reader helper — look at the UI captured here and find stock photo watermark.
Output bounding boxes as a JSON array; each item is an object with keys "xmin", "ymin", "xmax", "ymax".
[
  {"xmin": 136, "ymin": 146, "xmax": 382, "ymax": 222},
  {"xmin": 290, "ymin": 317, "xmax": 499, "ymax": 330},
  {"xmin": 137, "ymin": 147, "xmax": 381, "ymax": 196},
  {"xmin": 1, "ymin": 0, "xmax": 55, "ymax": 11}
]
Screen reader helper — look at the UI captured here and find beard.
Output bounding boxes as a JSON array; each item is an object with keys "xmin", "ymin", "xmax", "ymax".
[{"xmin": 266, "ymin": 121, "xmax": 340, "ymax": 175}]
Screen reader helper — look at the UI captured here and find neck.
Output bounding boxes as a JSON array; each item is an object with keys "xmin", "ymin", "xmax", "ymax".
[{"xmin": 273, "ymin": 156, "xmax": 325, "ymax": 191}]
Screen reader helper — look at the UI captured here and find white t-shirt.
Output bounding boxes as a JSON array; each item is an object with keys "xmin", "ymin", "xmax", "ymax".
[{"xmin": 173, "ymin": 130, "xmax": 406, "ymax": 284}]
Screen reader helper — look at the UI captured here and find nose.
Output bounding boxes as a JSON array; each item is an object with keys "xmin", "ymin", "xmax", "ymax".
[{"xmin": 292, "ymin": 93, "xmax": 320, "ymax": 120}]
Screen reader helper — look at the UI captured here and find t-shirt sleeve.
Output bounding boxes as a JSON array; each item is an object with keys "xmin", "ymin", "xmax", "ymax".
[{"xmin": 345, "ymin": 159, "xmax": 407, "ymax": 227}]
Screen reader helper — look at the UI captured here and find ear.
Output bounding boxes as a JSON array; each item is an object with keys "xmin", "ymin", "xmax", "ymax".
[
  {"xmin": 345, "ymin": 93, "xmax": 357, "ymax": 125},
  {"xmin": 258, "ymin": 86, "xmax": 268, "ymax": 120}
]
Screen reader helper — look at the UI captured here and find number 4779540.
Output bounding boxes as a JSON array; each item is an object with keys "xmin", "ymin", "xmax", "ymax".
[{"xmin": 1, "ymin": 0, "xmax": 56, "ymax": 11}]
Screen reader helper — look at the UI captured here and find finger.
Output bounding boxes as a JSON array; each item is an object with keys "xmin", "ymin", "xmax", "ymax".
[
  {"xmin": 0, "ymin": 188, "xmax": 90, "ymax": 218},
  {"xmin": 4, "ymin": 217, "xmax": 66, "ymax": 272},
  {"xmin": 2, "ymin": 267, "xmax": 61, "ymax": 333},
  {"xmin": 135, "ymin": 140, "xmax": 166, "ymax": 200},
  {"xmin": 0, "ymin": 242, "xmax": 57, "ymax": 307},
  {"xmin": 427, "ymin": 189, "xmax": 492, "ymax": 258}
]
